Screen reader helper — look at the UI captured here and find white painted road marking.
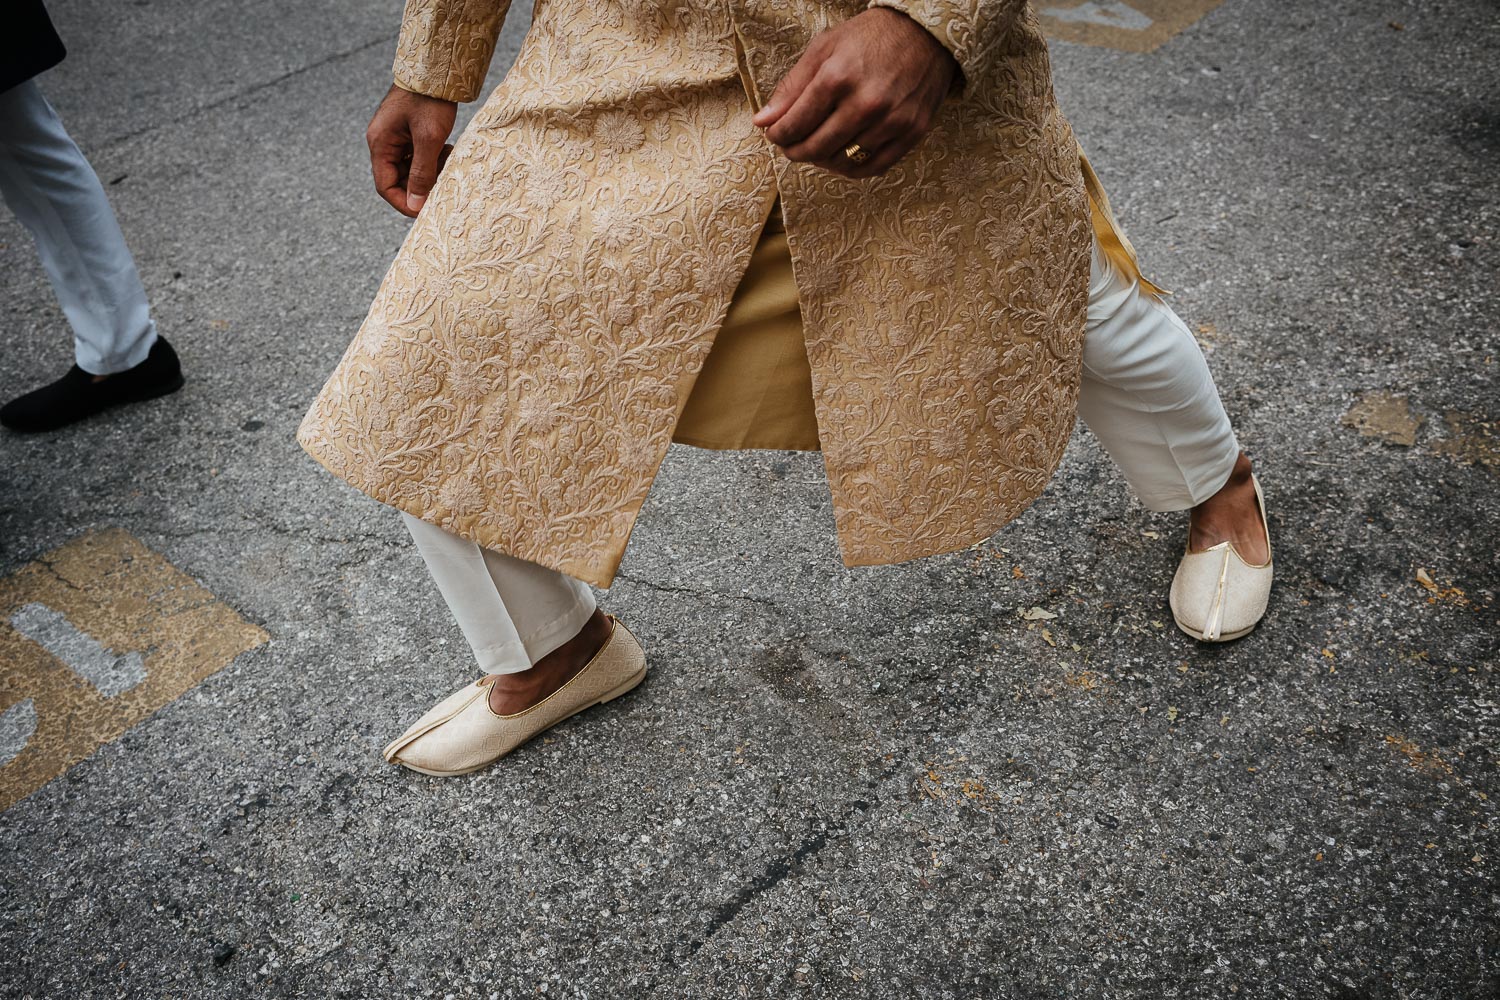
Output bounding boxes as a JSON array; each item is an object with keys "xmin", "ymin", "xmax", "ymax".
[
  {"xmin": 1042, "ymin": 1, "xmax": 1154, "ymax": 31},
  {"xmin": 0, "ymin": 700, "xmax": 37, "ymax": 769},
  {"xmin": 10, "ymin": 602, "xmax": 148, "ymax": 698},
  {"xmin": 1037, "ymin": 0, "xmax": 1225, "ymax": 53}
]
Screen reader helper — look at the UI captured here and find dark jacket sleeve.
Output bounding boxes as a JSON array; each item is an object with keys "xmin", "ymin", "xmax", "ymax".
[{"xmin": 1, "ymin": 1, "xmax": 66, "ymax": 94}]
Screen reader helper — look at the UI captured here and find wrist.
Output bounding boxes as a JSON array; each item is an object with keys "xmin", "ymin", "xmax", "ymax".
[
  {"xmin": 864, "ymin": 5, "xmax": 962, "ymax": 91},
  {"xmin": 865, "ymin": 1, "xmax": 966, "ymax": 95},
  {"xmin": 391, "ymin": 79, "xmax": 459, "ymax": 108},
  {"xmin": 865, "ymin": 4, "xmax": 935, "ymax": 43}
]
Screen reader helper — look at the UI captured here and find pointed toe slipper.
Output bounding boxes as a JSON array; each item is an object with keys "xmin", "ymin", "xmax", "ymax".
[
  {"xmin": 384, "ymin": 615, "xmax": 647, "ymax": 776},
  {"xmin": 1170, "ymin": 475, "xmax": 1274, "ymax": 643}
]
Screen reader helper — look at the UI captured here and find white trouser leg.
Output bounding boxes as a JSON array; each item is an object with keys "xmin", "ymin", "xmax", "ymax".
[
  {"xmin": 0, "ymin": 80, "xmax": 157, "ymax": 375},
  {"xmin": 402, "ymin": 512, "xmax": 597, "ymax": 675},
  {"xmin": 1078, "ymin": 238, "xmax": 1241, "ymax": 512}
]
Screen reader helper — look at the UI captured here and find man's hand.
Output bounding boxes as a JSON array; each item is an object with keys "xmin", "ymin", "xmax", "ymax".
[
  {"xmin": 751, "ymin": 8, "xmax": 960, "ymax": 179},
  {"xmin": 366, "ymin": 83, "xmax": 458, "ymax": 217}
]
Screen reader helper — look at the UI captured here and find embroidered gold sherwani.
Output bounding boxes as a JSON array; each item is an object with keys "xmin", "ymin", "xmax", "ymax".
[{"xmin": 299, "ymin": 0, "xmax": 1124, "ymax": 589}]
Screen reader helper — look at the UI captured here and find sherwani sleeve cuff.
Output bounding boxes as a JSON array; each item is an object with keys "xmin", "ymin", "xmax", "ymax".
[
  {"xmin": 392, "ymin": 0, "xmax": 512, "ymax": 103},
  {"xmin": 865, "ymin": 0, "xmax": 1022, "ymax": 99}
]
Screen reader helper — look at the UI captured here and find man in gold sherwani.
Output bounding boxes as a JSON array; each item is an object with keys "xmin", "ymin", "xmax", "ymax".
[{"xmin": 299, "ymin": 0, "xmax": 1277, "ymax": 776}]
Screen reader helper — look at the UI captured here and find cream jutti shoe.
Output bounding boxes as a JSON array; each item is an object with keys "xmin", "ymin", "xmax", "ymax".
[
  {"xmin": 383, "ymin": 616, "xmax": 647, "ymax": 776},
  {"xmin": 1169, "ymin": 476, "xmax": 1274, "ymax": 642}
]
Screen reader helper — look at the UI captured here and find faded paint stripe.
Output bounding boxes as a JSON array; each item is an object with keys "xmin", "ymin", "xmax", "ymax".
[
  {"xmin": 1042, "ymin": 1, "xmax": 1154, "ymax": 31},
  {"xmin": 10, "ymin": 602, "xmax": 147, "ymax": 698},
  {"xmin": 0, "ymin": 700, "xmax": 38, "ymax": 769},
  {"xmin": 1038, "ymin": 0, "xmax": 1227, "ymax": 53}
]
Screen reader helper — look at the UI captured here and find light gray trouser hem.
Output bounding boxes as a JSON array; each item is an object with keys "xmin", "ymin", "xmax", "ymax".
[{"xmin": 402, "ymin": 512, "xmax": 597, "ymax": 675}]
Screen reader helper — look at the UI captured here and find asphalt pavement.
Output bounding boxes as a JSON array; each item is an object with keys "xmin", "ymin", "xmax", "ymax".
[{"xmin": 1, "ymin": 1, "xmax": 1496, "ymax": 997}]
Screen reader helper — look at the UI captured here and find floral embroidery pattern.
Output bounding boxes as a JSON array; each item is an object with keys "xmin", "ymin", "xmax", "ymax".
[{"xmin": 299, "ymin": 0, "xmax": 1091, "ymax": 588}]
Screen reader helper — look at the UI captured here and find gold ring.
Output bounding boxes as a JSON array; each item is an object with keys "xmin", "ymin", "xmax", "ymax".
[{"xmin": 843, "ymin": 142, "xmax": 871, "ymax": 164}]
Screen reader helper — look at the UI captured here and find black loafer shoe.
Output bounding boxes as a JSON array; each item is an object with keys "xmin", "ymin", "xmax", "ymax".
[{"xmin": 0, "ymin": 336, "xmax": 185, "ymax": 433}]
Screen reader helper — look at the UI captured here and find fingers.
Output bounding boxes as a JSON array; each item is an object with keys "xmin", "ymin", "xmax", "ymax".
[
  {"xmin": 781, "ymin": 87, "xmax": 932, "ymax": 166},
  {"xmin": 778, "ymin": 95, "xmax": 875, "ymax": 163},
  {"xmin": 788, "ymin": 111, "xmax": 928, "ymax": 179},
  {"xmin": 758, "ymin": 31, "xmax": 943, "ymax": 178},
  {"xmin": 369, "ymin": 134, "xmax": 417, "ymax": 218},
  {"xmin": 404, "ymin": 123, "xmax": 447, "ymax": 214},
  {"xmin": 813, "ymin": 126, "xmax": 920, "ymax": 179},
  {"xmin": 756, "ymin": 32, "xmax": 840, "ymax": 140},
  {"xmin": 803, "ymin": 105, "xmax": 926, "ymax": 178},
  {"xmin": 367, "ymin": 97, "xmax": 420, "ymax": 218},
  {"xmin": 837, "ymin": 137, "xmax": 915, "ymax": 179}
]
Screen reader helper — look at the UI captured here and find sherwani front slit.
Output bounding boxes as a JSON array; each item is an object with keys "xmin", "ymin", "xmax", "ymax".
[{"xmin": 672, "ymin": 197, "xmax": 821, "ymax": 451}]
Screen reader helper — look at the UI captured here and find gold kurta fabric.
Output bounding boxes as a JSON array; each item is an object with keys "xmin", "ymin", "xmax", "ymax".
[
  {"xmin": 672, "ymin": 196, "xmax": 822, "ymax": 451},
  {"xmin": 298, "ymin": 0, "xmax": 1095, "ymax": 589}
]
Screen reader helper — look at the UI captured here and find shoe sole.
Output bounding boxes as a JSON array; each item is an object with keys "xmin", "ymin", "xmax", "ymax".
[
  {"xmin": 0, "ymin": 372, "xmax": 186, "ymax": 434},
  {"xmin": 391, "ymin": 666, "xmax": 648, "ymax": 777},
  {"xmin": 135, "ymin": 372, "xmax": 186, "ymax": 401},
  {"xmin": 1171, "ymin": 613, "xmax": 1258, "ymax": 643}
]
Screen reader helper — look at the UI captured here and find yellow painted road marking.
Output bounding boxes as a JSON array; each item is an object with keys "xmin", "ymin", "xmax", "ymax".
[
  {"xmin": 1038, "ymin": 0, "xmax": 1228, "ymax": 52},
  {"xmin": 11, "ymin": 602, "xmax": 148, "ymax": 696},
  {"xmin": 0, "ymin": 529, "xmax": 268, "ymax": 812}
]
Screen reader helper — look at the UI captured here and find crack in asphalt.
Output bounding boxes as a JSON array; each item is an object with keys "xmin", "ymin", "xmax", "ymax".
[
  {"xmin": 669, "ymin": 759, "xmax": 901, "ymax": 972},
  {"xmin": 609, "ymin": 568, "xmax": 792, "ymax": 618}
]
